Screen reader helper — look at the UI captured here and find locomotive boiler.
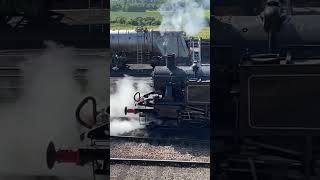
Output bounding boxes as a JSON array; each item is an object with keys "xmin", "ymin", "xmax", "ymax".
[
  {"xmin": 213, "ymin": 0, "xmax": 320, "ymax": 179},
  {"xmin": 124, "ymin": 54, "xmax": 210, "ymax": 128},
  {"xmin": 110, "ymin": 29, "xmax": 189, "ymax": 59}
]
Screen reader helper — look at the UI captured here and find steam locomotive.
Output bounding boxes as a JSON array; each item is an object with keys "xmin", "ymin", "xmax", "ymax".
[
  {"xmin": 213, "ymin": 0, "xmax": 320, "ymax": 179},
  {"xmin": 46, "ymin": 96, "xmax": 109, "ymax": 177},
  {"xmin": 124, "ymin": 54, "xmax": 210, "ymax": 128}
]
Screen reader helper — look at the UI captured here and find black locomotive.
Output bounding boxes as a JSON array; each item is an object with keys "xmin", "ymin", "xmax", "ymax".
[
  {"xmin": 46, "ymin": 96, "xmax": 109, "ymax": 177},
  {"xmin": 124, "ymin": 54, "xmax": 210, "ymax": 128},
  {"xmin": 213, "ymin": 0, "xmax": 320, "ymax": 179}
]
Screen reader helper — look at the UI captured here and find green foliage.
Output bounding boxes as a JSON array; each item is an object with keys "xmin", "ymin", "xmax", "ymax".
[
  {"xmin": 111, "ymin": 0, "xmax": 166, "ymax": 12},
  {"xmin": 110, "ymin": 10, "xmax": 210, "ymax": 39},
  {"xmin": 111, "ymin": 0, "xmax": 209, "ymax": 12},
  {"xmin": 110, "ymin": 1, "xmax": 122, "ymax": 11},
  {"xmin": 111, "ymin": 15, "xmax": 161, "ymax": 26}
]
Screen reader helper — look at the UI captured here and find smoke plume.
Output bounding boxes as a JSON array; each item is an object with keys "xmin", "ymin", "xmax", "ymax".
[
  {"xmin": 0, "ymin": 41, "xmax": 106, "ymax": 179},
  {"xmin": 110, "ymin": 76, "xmax": 153, "ymax": 135},
  {"xmin": 110, "ymin": 119, "xmax": 143, "ymax": 136},
  {"xmin": 159, "ymin": 0, "xmax": 209, "ymax": 36}
]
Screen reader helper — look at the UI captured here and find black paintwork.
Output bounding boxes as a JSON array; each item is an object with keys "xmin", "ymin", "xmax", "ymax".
[{"xmin": 212, "ymin": 2, "xmax": 320, "ymax": 180}]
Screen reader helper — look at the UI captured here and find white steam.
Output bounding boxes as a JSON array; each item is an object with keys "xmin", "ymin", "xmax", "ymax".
[
  {"xmin": 159, "ymin": 0, "xmax": 209, "ymax": 36},
  {"xmin": 201, "ymin": 0, "xmax": 210, "ymax": 9},
  {"xmin": 0, "ymin": 41, "xmax": 107, "ymax": 178},
  {"xmin": 110, "ymin": 76, "xmax": 153, "ymax": 135},
  {"xmin": 110, "ymin": 119, "xmax": 143, "ymax": 136}
]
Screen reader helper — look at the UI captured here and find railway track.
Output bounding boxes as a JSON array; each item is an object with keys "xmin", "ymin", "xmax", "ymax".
[
  {"xmin": 111, "ymin": 162, "xmax": 210, "ymax": 179},
  {"xmin": 110, "ymin": 135, "xmax": 209, "ymax": 146},
  {"xmin": 110, "ymin": 158, "xmax": 210, "ymax": 168},
  {"xmin": 110, "ymin": 137, "xmax": 210, "ymax": 179},
  {"xmin": 110, "ymin": 135, "xmax": 210, "ymax": 163}
]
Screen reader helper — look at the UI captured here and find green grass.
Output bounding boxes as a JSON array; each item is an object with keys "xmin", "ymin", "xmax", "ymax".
[
  {"xmin": 110, "ymin": 10, "xmax": 210, "ymax": 39},
  {"xmin": 111, "ymin": 10, "xmax": 210, "ymax": 21}
]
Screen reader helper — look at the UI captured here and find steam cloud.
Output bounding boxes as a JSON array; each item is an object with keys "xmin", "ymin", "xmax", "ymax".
[
  {"xmin": 0, "ymin": 41, "xmax": 107, "ymax": 179},
  {"xmin": 110, "ymin": 76, "xmax": 153, "ymax": 135},
  {"xmin": 159, "ymin": 0, "xmax": 209, "ymax": 36},
  {"xmin": 110, "ymin": 119, "xmax": 143, "ymax": 136}
]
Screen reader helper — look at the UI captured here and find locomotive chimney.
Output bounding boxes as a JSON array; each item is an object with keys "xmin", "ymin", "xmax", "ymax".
[
  {"xmin": 263, "ymin": 0, "xmax": 282, "ymax": 33},
  {"xmin": 166, "ymin": 53, "xmax": 176, "ymax": 70}
]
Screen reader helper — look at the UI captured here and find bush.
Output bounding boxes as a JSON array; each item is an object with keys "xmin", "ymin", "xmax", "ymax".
[
  {"xmin": 111, "ymin": 2, "xmax": 123, "ymax": 11},
  {"xmin": 111, "ymin": 1, "xmax": 165, "ymax": 12},
  {"xmin": 112, "ymin": 16, "xmax": 161, "ymax": 26}
]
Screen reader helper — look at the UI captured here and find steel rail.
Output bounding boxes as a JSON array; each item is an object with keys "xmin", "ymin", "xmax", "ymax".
[{"xmin": 110, "ymin": 157, "xmax": 210, "ymax": 168}]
